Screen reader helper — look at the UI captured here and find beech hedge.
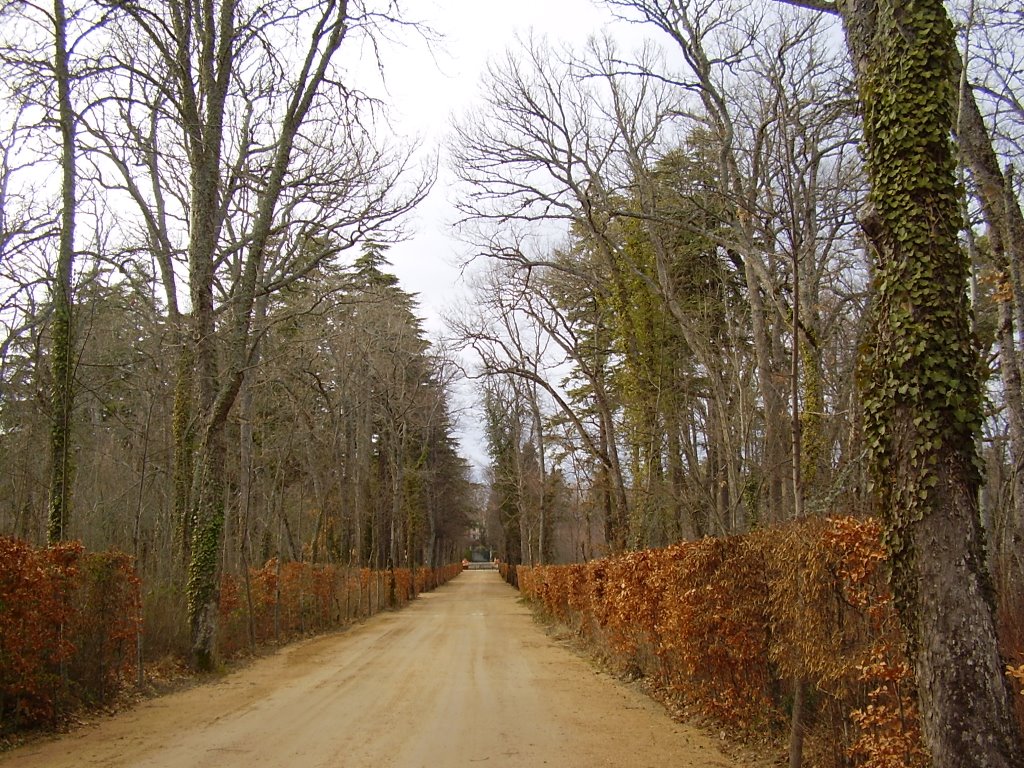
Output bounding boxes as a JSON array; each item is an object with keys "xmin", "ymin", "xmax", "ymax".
[
  {"xmin": 0, "ymin": 537, "xmax": 140, "ymax": 732},
  {"xmin": 1, "ymin": 535, "xmax": 462, "ymax": 734},
  {"xmin": 508, "ymin": 517, "xmax": 935, "ymax": 767},
  {"xmin": 217, "ymin": 561, "xmax": 462, "ymax": 655}
]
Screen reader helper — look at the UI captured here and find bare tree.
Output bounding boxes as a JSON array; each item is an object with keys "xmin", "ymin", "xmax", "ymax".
[
  {"xmin": 453, "ymin": 8, "xmax": 862, "ymax": 550},
  {"xmin": 450, "ymin": 254, "xmax": 634, "ymax": 551},
  {"xmin": 0, "ymin": 0, "xmax": 114, "ymax": 541},
  {"xmin": 45, "ymin": 0, "xmax": 76, "ymax": 542},
  {"xmin": 951, "ymin": 0, "xmax": 1024, "ymax": 595},
  {"xmin": 91, "ymin": 0, "xmax": 431, "ymax": 668}
]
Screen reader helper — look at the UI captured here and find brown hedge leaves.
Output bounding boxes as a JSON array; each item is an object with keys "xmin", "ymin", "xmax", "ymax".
[
  {"xmin": 516, "ymin": 517, "xmax": 929, "ymax": 768},
  {"xmin": 1, "ymin": 537, "xmax": 460, "ymax": 735},
  {"xmin": 0, "ymin": 537, "xmax": 141, "ymax": 732},
  {"xmin": 217, "ymin": 562, "xmax": 462, "ymax": 655}
]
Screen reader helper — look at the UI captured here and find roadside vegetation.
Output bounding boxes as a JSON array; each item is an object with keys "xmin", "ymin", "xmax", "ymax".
[{"xmin": 2, "ymin": 1, "xmax": 1024, "ymax": 765}]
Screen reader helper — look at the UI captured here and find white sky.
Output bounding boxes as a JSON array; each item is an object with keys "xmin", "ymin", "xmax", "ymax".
[
  {"xmin": 377, "ymin": 0, "xmax": 628, "ymax": 335},
  {"xmin": 366, "ymin": 0, "xmax": 636, "ymax": 470}
]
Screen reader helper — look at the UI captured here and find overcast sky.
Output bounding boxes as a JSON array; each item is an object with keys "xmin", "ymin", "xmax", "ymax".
[
  {"xmin": 360, "ymin": 0, "xmax": 635, "ymax": 469},
  {"xmin": 375, "ymin": 0, "xmax": 629, "ymax": 334}
]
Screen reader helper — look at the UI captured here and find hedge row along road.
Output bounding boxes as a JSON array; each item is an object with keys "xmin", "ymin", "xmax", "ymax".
[{"xmin": 1, "ymin": 571, "xmax": 746, "ymax": 768}]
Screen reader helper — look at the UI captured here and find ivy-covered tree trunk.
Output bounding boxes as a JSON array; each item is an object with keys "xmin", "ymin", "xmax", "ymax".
[
  {"xmin": 46, "ymin": 0, "xmax": 77, "ymax": 544},
  {"xmin": 183, "ymin": 161, "xmax": 228, "ymax": 670},
  {"xmin": 838, "ymin": 1, "xmax": 1023, "ymax": 765},
  {"xmin": 172, "ymin": 342, "xmax": 195, "ymax": 561},
  {"xmin": 185, "ymin": 425, "xmax": 228, "ymax": 669}
]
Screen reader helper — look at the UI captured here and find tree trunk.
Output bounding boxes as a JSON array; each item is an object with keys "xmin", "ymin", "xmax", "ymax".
[
  {"xmin": 529, "ymin": 382, "xmax": 548, "ymax": 564},
  {"xmin": 182, "ymin": 142, "xmax": 225, "ymax": 669},
  {"xmin": 46, "ymin": 0, "xmax": 76, "ymax": 544},
  {"xmin": 954, "ymin": 78, "xmax": 1024, "ymax": 586},
  {"xmin": 838, "ymin": 1, "xmax": 1023, "ymax": 764},
  {"xmin": 597, "ymin": 403, "xmax": 628, "ymax": 552},
  {"xmin": 172, "ymin": 341, "xmax": 195, "ymax": 562},
  {"xmin": 789, "ymin": 236, "xmax": 805, "ymax": 768},
  {"xmin": 186, "ymin": 428, "xmax": 228, "ymax": 669},
  {"xmin": 788, "ymin": 678, "xmax": 805, "ymax": 768},
  {"xmin": 745, "ymin": 257, "xmax": 786, "ymax": 523}
]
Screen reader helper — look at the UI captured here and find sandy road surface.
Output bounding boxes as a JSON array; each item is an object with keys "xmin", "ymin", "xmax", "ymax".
[{"xmin": 2, "ymin": 571, "xmax": 744, "ymax": 768}]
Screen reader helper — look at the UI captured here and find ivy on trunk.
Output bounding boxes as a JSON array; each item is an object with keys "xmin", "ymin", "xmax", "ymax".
[{"xmin": 837, "ymin": 0, "xmax": 1023, "ymax": 764}]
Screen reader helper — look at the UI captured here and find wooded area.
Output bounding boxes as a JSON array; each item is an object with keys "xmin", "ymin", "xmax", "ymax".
[
  {"xmin": 449, "ymin": 1, "xmax": 1023, "ymax": 765},
  {"xmin": 1, "ymin": 0, "xmax": 1023, "ymax": 766},
  {"xmin": 0, "ymin": 0, "xmax": 474, "ymax": 674}
]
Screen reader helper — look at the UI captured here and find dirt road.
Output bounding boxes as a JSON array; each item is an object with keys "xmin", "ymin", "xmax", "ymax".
[{"xmin": 2, "ymin": 571, "xmax": 747, "ymax": 767}]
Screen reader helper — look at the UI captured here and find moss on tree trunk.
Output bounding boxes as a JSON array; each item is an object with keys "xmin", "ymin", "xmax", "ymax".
[
  {"xmin": 840, "ymin": 0, "xmax": 1023, "ymax": 764},
  {"xmin": 47, "ymin": 0, "xmax": 77, "ymax": 544}
]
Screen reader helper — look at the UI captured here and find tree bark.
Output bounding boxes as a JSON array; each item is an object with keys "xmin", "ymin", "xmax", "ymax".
[
  {"xmin": 836, "ymin": 1, "xmax": 1023, "ymax": 764},
  {"xmin": 169, "ymin": 0, "xmax": 354, "ymax": 667},
  {"xmin": 46, "ymin": 0, "xmax": 77, "ymax": 544},
  {"xmin": 954, "ymin": 78, "xmax": 1024, "ymax": 585}
]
